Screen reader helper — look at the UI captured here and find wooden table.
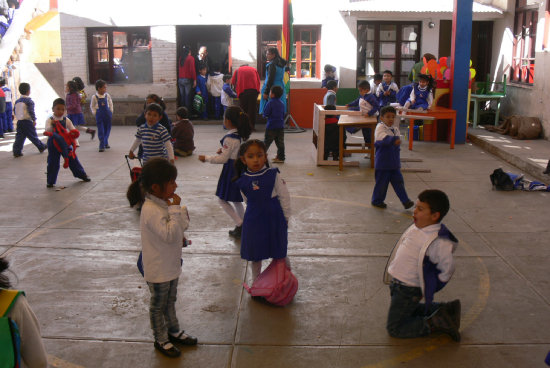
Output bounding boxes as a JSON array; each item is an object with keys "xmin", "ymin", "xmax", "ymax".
[
  {"xmin": 470, "ymin": 94, "xmax": 505, "ymax": 129},
  {"xmin": 338, "ymin": 115, "xmax": 378, "ymax": 170},
  {"xmin": 403, "ymin": 106, "xmax": 456, "ymax": 150}
]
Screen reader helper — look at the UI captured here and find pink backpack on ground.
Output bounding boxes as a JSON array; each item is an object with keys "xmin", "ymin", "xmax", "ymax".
[{"xmin": 243, "ymin": 259, "xmax": 298, "ymax": 306}]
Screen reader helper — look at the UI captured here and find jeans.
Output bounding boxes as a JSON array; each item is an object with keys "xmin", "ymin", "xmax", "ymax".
[
  {"xmin": 178, "ymin": 78, "xmax": 194, "ymax": 110},
  {"xmin": 264, "ymin": 128, "xmax": 285, "ymax": 161},
  {"xmin": 386, "ymin": 281, "xmax": 438, "ymax": 338},
  {"xmin": 147, "ymin": 278, "xmax": 180, "ymax": 343}
]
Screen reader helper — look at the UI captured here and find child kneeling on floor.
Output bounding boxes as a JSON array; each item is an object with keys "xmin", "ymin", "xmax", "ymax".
[
  {"xmin": 127, "ymin": 158, "xmax": 197, "ymax": 358},
  {"xmin": 384, "ymin": 189, "xmax": 461, "ymax": 342}
]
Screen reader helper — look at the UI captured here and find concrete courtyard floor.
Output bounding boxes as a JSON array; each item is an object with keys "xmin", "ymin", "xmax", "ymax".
[{"xmin": 0, "ymin": 124, "xmax": 549, "ymax": 368}]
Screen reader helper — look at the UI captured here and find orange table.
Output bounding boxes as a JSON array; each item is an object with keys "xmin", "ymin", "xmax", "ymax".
[{"xmin": 404, "ymin": 106, "xmax": 456, "ymax": 150}]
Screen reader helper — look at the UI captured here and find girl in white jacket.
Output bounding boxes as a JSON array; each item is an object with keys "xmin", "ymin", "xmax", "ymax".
[{"xmin": 126, "ymin": 157, "xmax": 198, "ymax": 358}]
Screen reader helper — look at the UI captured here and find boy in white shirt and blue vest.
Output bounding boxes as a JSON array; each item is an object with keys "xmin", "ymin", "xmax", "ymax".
[{"xmin": 384, "ymin": 189, "xmax": 461, "ymax": 341}]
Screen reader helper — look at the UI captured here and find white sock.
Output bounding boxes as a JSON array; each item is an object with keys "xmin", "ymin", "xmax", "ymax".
[
  {"xmin": 233, "ymin": 202, "xmax": 245, "ymax": 223},
  {"xmin": 251, "ymin": 261, "xmax": 262, "ymax": 281},
  {"xmin": 218, "ymin": 199, "xmax": 242, "ymax": 226}
]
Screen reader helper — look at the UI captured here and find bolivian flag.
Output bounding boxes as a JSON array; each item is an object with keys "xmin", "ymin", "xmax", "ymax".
[{"xmin": 281, "ymin": 0, "xmax": 293, "ymax": 88}]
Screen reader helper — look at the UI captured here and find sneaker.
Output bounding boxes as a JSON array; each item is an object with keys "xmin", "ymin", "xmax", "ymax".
[
  {"xmin": 229, "ymin": 225, "xmax": 242, "ymax": 238},
  {"xmin": 441, "ymin": 299, "xmax": 461, "ymax": 330},
  {"xmin": 403, "ymin": 200, "xmax": 415, "ymax": 209},
  {"xmin": 82, "ymin": 177, "xmax": 91, "ymax": 182},
  {"xmin": 13, "ymin": 153, "xmax": 23, "ymax": 157},
  {"xmin": 99, "ymin": 148, "xmax": 105, "ymax": 152},
  {"xmin": 154, "ymin": 341, "xmax": 181, "ymax": 358},
  {"xmin": 372, "ymin": 202, "xmax": 387, "ymax": 209},
  {"xmin": 169, "ymin": 331, "xmax": 198, "ymax": 346},
  {"xmin": 272, "ymin": 157, "xmax": 285, "ymax": 163},
  {"xmin": 39, "ymin": 146, "xmax": 46, "ymax": 153},
  {"xmin": 427, "ymin": 308, "xmax": 461, "ymax": 342}
]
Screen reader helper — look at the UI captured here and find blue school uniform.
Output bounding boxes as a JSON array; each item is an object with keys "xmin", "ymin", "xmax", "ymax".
[
  {"xmin": 216, "ymin": 132, "xmax": 243, "ymax": 202},
  {"xmin": 347, "ymin": 93, "xmax": 379, "ymax": 143},
  {"xmin": 46, "ymin": 117, "xmax": 88, "ymax": 185},
  {"xmin": 196, "ymin": 74, "xmax": 208, "ymax": 119},
  {"xmin": 94, "ymin": 93, "xmax": 112, "ymax": 149},
  {"xmin": 236, "ymin": 167, "xmax": 288, "ymax": 261},
  {"xmin": 377, "ymin": 81, "xmax": 398, "ymax": 107},
  {"xmin": 408, "ymin": 84, "xmax": 431, "ymax": 110},
  {"xmin": 371, "ymin": 122, "xmax": 410, "ymax": 206},
  {"xmin": 1, "ymin": 85, "xmax": 12, "ymax": 131}
]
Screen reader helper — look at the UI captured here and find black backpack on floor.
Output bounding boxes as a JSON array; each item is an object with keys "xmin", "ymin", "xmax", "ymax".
[{"xmin": 490, "ymin": 168, "xmax": 514, "ymax": 191}]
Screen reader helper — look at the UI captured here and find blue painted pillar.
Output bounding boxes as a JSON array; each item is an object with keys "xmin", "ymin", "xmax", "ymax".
[{"xmin": 450, "ymin": 0, "xmax": 473, "ymax": 144}]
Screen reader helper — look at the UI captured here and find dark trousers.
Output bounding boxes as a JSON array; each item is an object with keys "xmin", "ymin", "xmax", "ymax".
[
  {"xmin": 387, "ymin": 281, "xmax": 439, "ymax": 338},
  {"xmin": 372, "ymin": 169, "xmax": 410, "ymax": 205},
  {"xmin": 214, "ymin": 96, "xmax": 222, "ymax": 119},
  {"xmin": 46, "ymin": 138, "xmax": 87, "ymax": 185},
  {"xmin": 239, "ymin": 89, "xmax": 259, "ymax": 129},
  {"xmin": 264, "ymin": 128, "xmax": 285, "ymax": 161},
  {"xmin": 324, "ymin": 123, "xmax": 340, "ymax": 158},
  {"xmin": 362, "ymin": 127, "xmax": 372, "ymax": 143},
  {"xmin": 13, "ymin": 120, "xmax": 45, "ymax": 154}
]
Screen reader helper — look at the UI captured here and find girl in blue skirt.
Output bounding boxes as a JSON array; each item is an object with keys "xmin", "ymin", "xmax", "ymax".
[
  {"xmin": 199, "ymin": 106, "xmax": 251, "ymax": 237},
  {"xmin": 234, "ymin": 139, "xmax": 291, "ymax": 281}
]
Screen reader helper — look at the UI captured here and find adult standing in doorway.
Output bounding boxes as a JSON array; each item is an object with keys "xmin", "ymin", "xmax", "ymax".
[
  {"xmin": 408, "ymin": 53, "xmax": 436, "ymax": 83},
  {"xmin": 178, "ymin": 46, "xmax": 196, "ymax": 110},
  {"xmin": 231, "ymin": 65, "xmax": 261, "ymax": 130},
  {"xmin": 195, "ymin": 46, "xmax": 213, "ymax": 74},
  {"xmin": 259, "ymin": 47, "xmax": 287, "ymax": 115}
]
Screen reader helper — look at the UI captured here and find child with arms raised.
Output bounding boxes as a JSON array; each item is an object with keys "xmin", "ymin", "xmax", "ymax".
[
  {"xmin": 198, "ymin": 106, "xmax": 251, "ymax": 237},
  {"xmin": 384, "ymin": 189, "xmax": 461, "ymax": 342},
  {"xmin": 234, "ymin": 139, "xmax": 291, "ymax": 283},
  {"xmin": 126, "ymin": 158, "xmax": 198, "ymax": 358}
]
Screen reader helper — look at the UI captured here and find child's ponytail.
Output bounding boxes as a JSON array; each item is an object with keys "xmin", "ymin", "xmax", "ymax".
[
  {"xmin": 225, "ymin": 106, "xmax": 251, "ymax": 140},
  {"xmin": 126, "ymin": 158, "xmax": 178, "ymax": 206}
]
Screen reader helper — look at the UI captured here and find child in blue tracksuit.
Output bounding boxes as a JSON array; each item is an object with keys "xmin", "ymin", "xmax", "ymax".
[
  {"xmin": 44, "ymin": 98, "xmax": 90, "ymax": 187},
  {"xmin": 12, "ymin": 82, "xmax": 46, "ymax": 157},
  {"xmin": 404, "ymin": 74, "xmax": 433, "ymax": 111},
  {"xmin": 263, "ymin": 85, "xmax": 286, "ymax": 163},
  {"xmin": 90, "ymin": 79, "xmax": 113, "ymax": 152},
  {"xmin": 346, "ymin": 80, "xmax": 379, "ymax": 145},
  {"xmin": 371, "ymin": 106, "xmax": 414, "ymax": 209},
  {"xmin": 221, "ymin": 75, "xmax": 237, "ymax": 116},
  {"xmin": 384, "ymin": 189, "xmax": 460, "ymax": 342},
  {"xmin": 1, "ymin": 78, "xmax": 13, "ymax": 133},
  {"xmin": 376, "ymin": 70, "xmax": 399, "ymax": 107},
  {"xmin": 196, "ymin": 64, "xmax": 209, "ymax": 119}
]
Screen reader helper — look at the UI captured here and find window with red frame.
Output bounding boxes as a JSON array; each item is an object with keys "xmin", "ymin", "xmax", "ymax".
[
  {"xmin": 257, "ymin": 25, "xmax": 321, "ymax": 79},
  {"xmin": 511, "ymin": 0, "xmax": 538, "ymax": 84},
  {"xmin": 87, "ymin": 27, "xmax": 152, "ymax": 84}
]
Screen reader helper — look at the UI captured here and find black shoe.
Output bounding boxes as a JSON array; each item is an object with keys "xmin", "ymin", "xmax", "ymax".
[
  {"xmin": 372, "ymin": 202, "xmax": 387, "ymax": 209},
  {"xmin": 47, "ymin": 184, "xmax": 54, "ymax": 188},
  {"xmin": 105, "ymin": 145, "xmax": 110, "ymax": 149},
  {"xmin": 99, "ymin": 148, "xmax": 105, "ymax": 152},
  {"xmin": 404, "ymin": 200, "xmax": 415, "ymax": 209},
  {"xmin": 154, "ymin": 341, "xmax": 181, "ymax": 358},
  {"xmin": 86, "ymin": 128, "xmax": 96, "ymax": 140},
  {"xmin": 39, "ymin": 146, "xmax": 46, "ymax": 153},
  {"xmin": 0, "ymin": 134, "xmax": 4, "ymax": 138},
  {"xmin": 229, "ymin": 225, "xmax": 242, "ymax": 238},
  {"xmin": 543, "ymin": 160, "xmax": 550, "ymax": 175},
  {"xmin": 427, "ymin": 308, "xmax": 461, "ymax": 342},
  {"xmin": 82, "ymin": 177, "xmax": 91, "ymax": 182},
  {"xmin": 441, "ymin": 299, "xmax": 461, "ymax": 330},
  {"xmin": 168, "ymin": 331, "xmax": 198, "ymax": 346},
  {"xmin": 13, "ymin": 153, "xmax": 23, "ymax": 157},
  {"xmin": 7, "ymin": 129, "xmax": 13, "ymax": 133}
]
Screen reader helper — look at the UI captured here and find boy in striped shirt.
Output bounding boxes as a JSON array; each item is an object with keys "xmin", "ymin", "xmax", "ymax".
[{"xmin": 129, "ymin": 103, "xmax": 174, "ymax": 164}]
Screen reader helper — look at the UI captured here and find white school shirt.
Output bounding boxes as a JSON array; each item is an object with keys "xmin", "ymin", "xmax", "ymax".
[
  {"xmin": 240, "ymin": 165, "xmax": 291, "ymax": 221},
  {"xmin": 140, "ymin": 194, "xmax": 189, "ymax": 283},
  {"xmin": 387, "ymin": 223, "xmax": 455, "ymax": 287},
  {"xmin": 376, "ymin": 82, "xmax": 399, "ymax": 97},
  {"xmin": 374, "ymin": 121, "xmax": 400, "ymax": 142},
  {"xmin": 205, "ymin": 128, "xmax": 240, "ymax": 163},
  {"xmin": 90, "ymin": 92, "xmax": 114, "ymax": 115}
]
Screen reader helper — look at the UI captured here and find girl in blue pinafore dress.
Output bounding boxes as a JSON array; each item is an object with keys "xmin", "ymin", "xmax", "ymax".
[
  {"xmin": 198, "ymin": 106, "xmax": 251, "ymax": 238},
  {"xmin": 233, "ymin": 139, "xmax": 291, "ymax": 281}
]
